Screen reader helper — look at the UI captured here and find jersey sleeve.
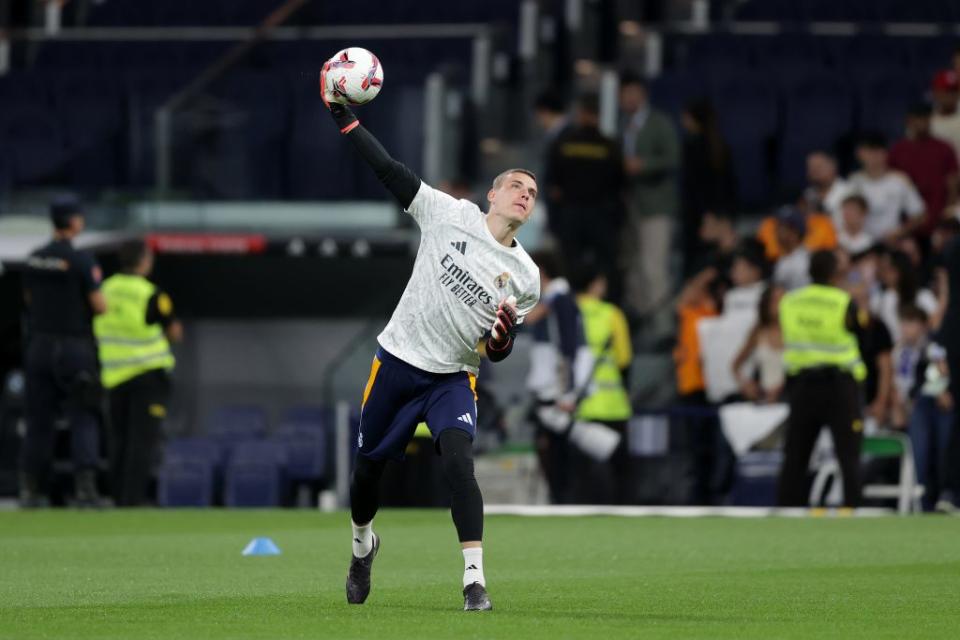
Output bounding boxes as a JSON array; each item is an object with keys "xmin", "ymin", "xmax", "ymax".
[
  {"xmin": 901, "ymin": 177, "xmax": 926, "ymax": 217},
  {"xmin": 513, "ymin": 289, "xmax": 541, "ymax": 325},
  {"xmin": 75, "ymin": 252, "xmax": 102, "ymax": 292},
  {"xmin": 610, "ymin": 306, "xmax": 633, "ymax": 369},
  {"xmin": 145, "ymin": 290, "xmax": 177, "ymax": 328},
  {"xmin": 405, "ymin": 181, "xmax": 465, "ymax": 229}
]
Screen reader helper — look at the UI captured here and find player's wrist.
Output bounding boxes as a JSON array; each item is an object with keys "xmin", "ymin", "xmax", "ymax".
[
  {"xmin": 487, "ymin": 335, "xmax": 511, "ymax": 351},
  {"xmin": 329, "ymin": 103, "xmax": 359, "ymax": 134}
]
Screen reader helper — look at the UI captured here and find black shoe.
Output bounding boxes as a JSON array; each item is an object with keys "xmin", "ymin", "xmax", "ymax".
[
  {"xmin": 463, "ymin": 582, "xmax": 492, "ymax": 611},
  {"xmin": 346, "ymin": 534, "xmax": 380, "ymax": 604}
]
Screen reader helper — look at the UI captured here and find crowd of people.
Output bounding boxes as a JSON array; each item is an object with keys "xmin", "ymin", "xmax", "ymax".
[{"xmin": 530, "ymin": 57, "xmax": 960, "ymax": 511}]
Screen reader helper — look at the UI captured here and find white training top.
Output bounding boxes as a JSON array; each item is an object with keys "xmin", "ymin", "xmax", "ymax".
[
  {"xmin": 847, "ymin": 170, "xmax": 925, "ymax": 239},
  {"xmin": 378, "ymin": 181, "xmax": 541, "ymax": 375}
]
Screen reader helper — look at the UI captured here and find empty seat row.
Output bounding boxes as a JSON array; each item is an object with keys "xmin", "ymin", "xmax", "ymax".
[
  {"xmin": 158, "ymin": 404, "xmax": 332, "ymax": 507},
  {"xmin": 729, "ymin": 0, "xmax": 960, "ymax": 23}
]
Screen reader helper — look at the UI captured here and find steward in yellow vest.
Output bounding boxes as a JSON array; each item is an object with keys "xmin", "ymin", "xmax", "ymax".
[
  {"xmin": 93, "ymin": 240, "xmax": 181, "ymax": 506},
  {"xmin": 571, "ymin": 265, "xmax": 633, "ymax": 504},
  {"xmin": 776, "ymin": 250, "xmax": 864, "ymax": 508}
]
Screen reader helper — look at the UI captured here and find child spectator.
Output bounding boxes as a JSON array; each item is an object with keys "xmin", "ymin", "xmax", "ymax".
[
  {"xmin": 871, "ymin": 250, "xmax": 942, "ymax": 342},
  {"xmin": 891, "ymin": 306, "xmax": 953, "ymax": 511},
  {"xmin": 837, "ymin": 194, "xmax": 874, "ymax": 255}
]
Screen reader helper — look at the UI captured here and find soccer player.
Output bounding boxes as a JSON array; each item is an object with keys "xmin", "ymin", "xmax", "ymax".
[{"xmin": 320, "ymin": 64, "xmax": 541, "ymax": 611}]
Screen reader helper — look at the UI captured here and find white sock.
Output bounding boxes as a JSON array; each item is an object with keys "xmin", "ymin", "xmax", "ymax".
[
  {"xmin": 352, "ymin": 520, "xmax": 374, "ymax": 557},
  {"xmin": 462, "ymin": 547, "xmax": 485, "ymax": 588}
]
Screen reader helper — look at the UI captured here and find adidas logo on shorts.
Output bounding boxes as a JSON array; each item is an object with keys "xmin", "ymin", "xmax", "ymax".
[{"xmin": 457, "ymin": 413, "xmax": 473, "ymax": 425}]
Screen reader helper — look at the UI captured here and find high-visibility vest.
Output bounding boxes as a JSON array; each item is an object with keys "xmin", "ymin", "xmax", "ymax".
[
  {"xmin": 94, "ymin": 274, "xmax": 175, "ymax": 389},
  {"xmin": 779, "ymin": 284, "xmax": 866, "ymax": 381},
  {"xmin": 576, "ymin": 296, "xmax": 632, "ymax": 421}
]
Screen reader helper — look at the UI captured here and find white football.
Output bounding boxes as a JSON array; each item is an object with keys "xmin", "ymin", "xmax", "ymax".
[{"xmin": 324, "ymin": 47, "xmax": 384, "ymax": 105}]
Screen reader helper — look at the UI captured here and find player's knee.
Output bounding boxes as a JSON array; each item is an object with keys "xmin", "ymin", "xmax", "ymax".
[
  {"xmin": 351, "ymin": 455, "xmax": 386, "ymax": 488},
  {"xmin": 438, "ymin": 429, "xmax": 475, "ymax": 484}
]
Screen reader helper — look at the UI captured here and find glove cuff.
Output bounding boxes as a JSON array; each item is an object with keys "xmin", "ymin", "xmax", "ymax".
[
  {"xmin": 330, "ymin": 103, "xmax": 359, "ymax": 134},
  {"xmin": 487, "ymin": 335, "xmax": 512, "ymax": 352}
]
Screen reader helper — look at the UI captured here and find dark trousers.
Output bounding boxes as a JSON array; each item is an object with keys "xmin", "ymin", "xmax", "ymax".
[
  {"xmin": 570, "ymin": 420, "xmax": 630, "ymax": 504},
  {"xmin": 908, "ymin": 395, "xmax": 953, "ymax": 511},
  {"xmin": 946, "ymin": 354, "xmax": 960, "ymax": 504},
  {"xmin": 109, "ymin": 369, "xmax": 170, "ymax": 506},
  {"xmin": 21, "ymin": 335, "xmax": 101, "ymax": 490},
  {"xmin": 777, "ymin": 371, "xmax": 863, "ymax": 507}
]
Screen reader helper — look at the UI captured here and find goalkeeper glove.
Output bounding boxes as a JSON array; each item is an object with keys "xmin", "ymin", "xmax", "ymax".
[
  {"xmin": 487, "ymin": 295, "xmax": 518, "ymax": 351},
  {"xmin": 319, "ymin": 60, "xmax": 359, "ymax": 134}
]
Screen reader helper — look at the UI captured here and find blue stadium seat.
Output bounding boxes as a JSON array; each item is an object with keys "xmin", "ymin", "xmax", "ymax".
[
  {"xmin": 164, "ymin": 437, "xmax": 223, "ymax": 468},
  {"xmin": 224, "ymin": 441, "xmax": 288, "ymax": 507},
  {"xmin": 712, "ymin": 73, "xmax": 779, "ymax": 205},
  {"xmin": 777, "ymin": 71, "xmax": 853, "ymax": 190},
  {"xmin": 2, "ymin": 107, "xmax": 67, "ymax": 185},
  {"xmin": 207, "ymin": 404, "xmax": 269, "ymax": 442},
  {"xmin": 157, "ymin": 460, "xmax": 215, "ymax": 507},
  {"xmin": 275, "ymin": 406, "xmax": 329, "ymax": 483},
  {"xmin": 286, "ymin": 90, "xmax": 358, "ymax": 199},
  {"xmin": 857, "ymin": 71, "xmax": 925, "ymax": 143}
]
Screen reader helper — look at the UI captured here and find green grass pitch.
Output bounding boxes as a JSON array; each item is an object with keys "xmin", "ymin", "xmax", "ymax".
[{"xmin": 2, "ymin": 510, "xmax": 958, "ymax": 639}]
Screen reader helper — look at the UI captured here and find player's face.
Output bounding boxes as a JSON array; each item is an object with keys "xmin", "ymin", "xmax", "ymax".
[{"xmin": 489, "ymin": 173, "xmax": 538, "ymax": 224}]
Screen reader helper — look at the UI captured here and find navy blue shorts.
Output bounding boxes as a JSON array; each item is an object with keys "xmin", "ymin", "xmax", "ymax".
[{"xmin": 357, "ymin": 346, "xmax": 478, "ymax": 460}]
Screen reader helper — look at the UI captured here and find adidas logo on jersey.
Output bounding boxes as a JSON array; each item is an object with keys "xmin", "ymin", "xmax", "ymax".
[
  {"xmin": 457, "ymin": 413, "xmax": 473, "ymax": 425},
  {"xmin": 451, "ymin": 241, "xmax": 467, "ymax": 255}
]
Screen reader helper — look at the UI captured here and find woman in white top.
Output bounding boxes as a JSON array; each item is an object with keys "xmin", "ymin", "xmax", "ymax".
[
  {"xmin": 871, "ymin": 250, "xmax": 943, "ymax": 343},
  {"xmin": 732, "ymin": 284, "xmax": 786, "ymax": 403}
]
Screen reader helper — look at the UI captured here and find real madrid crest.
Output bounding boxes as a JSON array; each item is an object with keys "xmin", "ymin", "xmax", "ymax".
[{"xmin": 494, "ymin": 272, "xmax": 511, "ymax": 289}]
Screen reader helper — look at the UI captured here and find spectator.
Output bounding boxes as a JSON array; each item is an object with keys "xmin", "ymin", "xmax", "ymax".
[
  {"xmin": 845, "ymin": 249, "xmax": 894, "ymax": 428},
  {"xmin": 848, "ymin": 133, "xmax": 925, "ymax": 242},
  {"xmin": 837, "ymin": 194, "xmax": 874, "ymax": 255},
  {"xmin": 938, "ymin": 232, "xmax": 960, "ymax": 511},
  {"xmin": 619, "ymin": 71, "xmax": 681, "ymax": 320},
  {"xmin": 545, "ymin": 94, "xmax": 625, "ymax": 302},
  {"xmin": 731, "ymin": 284, "xmax": 785, "ymax": 404},
  {"xmin": 691, "ymin": 210, "xmax": 740, "ymax": 293},
  {"xmin": 679, "ymin": 98, "xmax": 736, "ymax": 276},
  {"xmin": 533, "ymin": 90, "xmax": 570, "ymax": 177},
  {"xmin": 525, "ymin": 251, "xmax": 594, "ymax": 504},
  {"xmin": 871, "ymin": 249, "xmax": 942, "ymax": 343},
  {"xmin": 723, "ymin": 240, "xmax": 768, "ymax": 315},
  {"xmin": 674, "ymin": 267, "xmax": 719, "ymax": 401},
  {"xmin": 771, "ymin": 207, "xmax": 811, "ymax": 291},
  {"xmin": 757, "ymin": 199, "xmax": 837, "ymax": 262},
  {"xmin": 889, "ymin": 103, "xmax": 959, "ymax": 236},
  {"xmin": 803, "ymin": 150, "xmax": 851, "ymax": 227},
  {"xmin": 931, "ymin": 70, "xmax": 960, "ymax": 162},
  {"xmin": 889, "ymin": 306, "xmax": 953, "ymax": 511}
]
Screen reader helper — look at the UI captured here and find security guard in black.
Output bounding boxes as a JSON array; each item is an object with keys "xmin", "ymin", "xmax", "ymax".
[{"xmin": 20, "ymin": 197, "xmax": 107, "ymax": 507}]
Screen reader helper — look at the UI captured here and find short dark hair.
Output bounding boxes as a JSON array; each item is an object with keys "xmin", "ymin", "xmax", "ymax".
[
  {"xmin": 49, "ymin": 195, "xmax": 83, "ymax": 230},
  {"xmin": 576, "ymin": 93, "xmax": 600, "ymax": 115},
  {"xmin": 857, "ymin": 132, "xmax": 888, "ymax": 150},
  {"xmin": 570, "ymin": 261, "xmax": 603, "ymax": 293},
  {"xmin": 118, "ymin": 239, "xmax": 150, "ymax": 272},
  {"xmin": 841, "ymin": 194, "xmax": 869, "ymax": 212},
  {"xmin": 809, "ymin": 249, "xmax": 839, "ymax": 284},
  {"xmin": 530, "ymin": 249, "xmax": 564, "ymax": 280},
  {"xmin": 534, "ymin": 90, "xmax": 565, "ymax": 114},
  {"xmin": 619, "ymin": 69, "xmax": 646, "ymax": 90},
  {"xmin": 898, "ymin": 304, "xmax": 928, "ymax": 324}
]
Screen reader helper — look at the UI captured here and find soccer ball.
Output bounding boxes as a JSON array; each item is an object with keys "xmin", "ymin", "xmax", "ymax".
[{"xmin": 323, "ymin": 47, "xmax": 384, "ymax": 105}]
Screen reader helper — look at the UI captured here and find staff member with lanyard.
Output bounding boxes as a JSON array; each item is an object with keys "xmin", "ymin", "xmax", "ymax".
[
  {"xmin": 777, "ymin": 250, "xmax": 866, "ymax": 508},
  {"xmin": 20, "ymin": 196, "xmax": 106, "ymax": 507},
  {"xmin": 94, "ymin": 240, "xmax": 180, "ymax": 506}
]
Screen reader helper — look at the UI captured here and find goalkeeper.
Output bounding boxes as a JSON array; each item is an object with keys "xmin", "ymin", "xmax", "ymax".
[{"xmin": 320, "ymin": 62, "xmax": 541, "ymax": 612}]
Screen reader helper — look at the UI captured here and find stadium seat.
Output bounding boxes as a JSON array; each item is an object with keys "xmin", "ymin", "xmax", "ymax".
[
  {"xmin": 157, "ymin": 460, "xmax": 215, "ymax": 507},
  {"xmin": 777, "ymin": 71, "xmax": 853, "ymax": 191},
  {"xmin": 728, "ymin": 451, "xmax": 783, "ymax": 506},
  {"xmin": 207, "ymin": 404, "xmax": 269, "ymax": 441},
  {"xmin": 224, "ymin": 441, "xmax": 288, "ymax": 507},
  {"xmin": 857, "ymin": 70, "xmax": 925, "ymax": 143},
  {"xmin": 164, "ymin": 437, "xmax": 223, "ymax": 468},
  {"xmin": 712, "ymin": 72, "xmax": 779, "ymax": 205},
  {"xmin": 274, "ymin": 413, "xmax": 329, "ymax": 484},
  {"xmin": 2, "ymin": 108, "xmax": 67, "ymax": 185}
]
